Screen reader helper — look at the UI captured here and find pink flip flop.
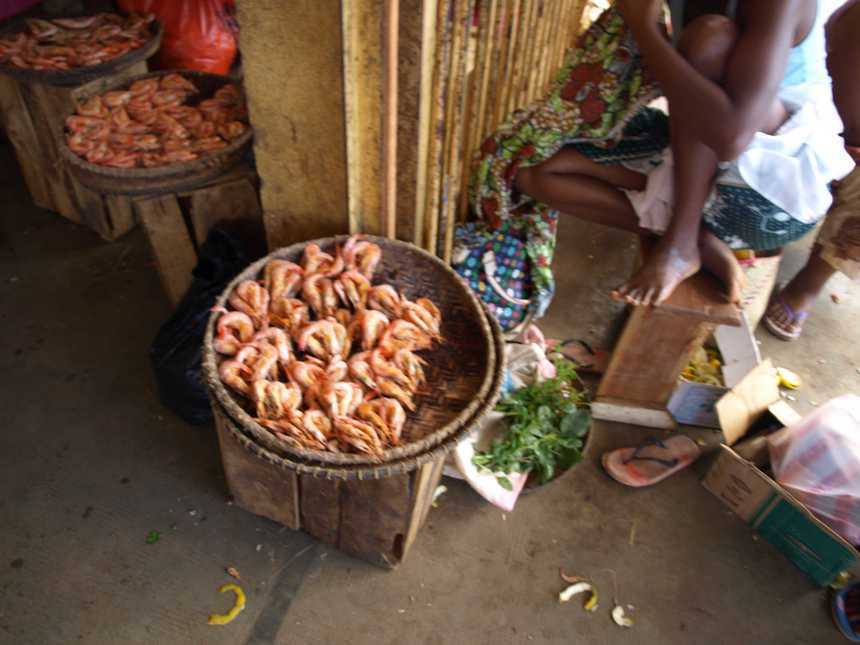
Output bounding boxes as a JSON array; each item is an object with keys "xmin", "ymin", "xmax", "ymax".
[{"xmin": 602, "ymin": 436, "xmax": 701, "ymax": 487}]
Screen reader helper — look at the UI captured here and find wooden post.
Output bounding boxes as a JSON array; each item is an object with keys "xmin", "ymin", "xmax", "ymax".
[
  {"xmin": 235, "ymin": 0, "xmax": 349, "ymax": 249},
  {"xmin": 236, "ymin": 0, "xmax": 590, "ymax": 257}
]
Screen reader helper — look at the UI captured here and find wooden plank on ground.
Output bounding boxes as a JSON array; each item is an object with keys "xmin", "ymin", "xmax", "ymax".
[
  {"xmin": 597, "ymin": 307, "xmax": 713, "ymax": 407},
  {"xmin": 136, "ymin": 195, "xmax": 197, "ymax": 306},
  {"xmin": 235, "ymin": 0, "xmax": 348, "ymax": 248}
]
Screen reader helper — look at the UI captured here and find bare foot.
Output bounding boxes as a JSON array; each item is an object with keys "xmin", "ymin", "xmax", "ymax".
[
  {"xmin": 612, "ymin": 237, "xmax": 701, "ymax": 306},
  {"xmin": 699, "ymin": 230, "xmax": 746, "ymax": 304}
]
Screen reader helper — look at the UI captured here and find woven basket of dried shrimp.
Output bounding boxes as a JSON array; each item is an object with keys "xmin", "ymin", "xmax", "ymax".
[
  {"xmin": 203, "ymin": 234, "xmax": 503, "ymax": 467},
  {"xmin": 58, "ymin": 69, "xmax": 253, "ymax": 195}
]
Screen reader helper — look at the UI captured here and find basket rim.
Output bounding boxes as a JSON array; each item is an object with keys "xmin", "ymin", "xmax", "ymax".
[
  {"xmin": 203, "ymin": 235, "xmax": 502, "ymax": 466},
  {"xmin": 0, "ymin": 17, "xmax": 162, "ymax": 86},
  {"xmin": 212, "ymin": 315, "xmax": 505, "ymax": 481},
  {"xmin": 58, "ymin": 69, "xmax": 253, "ymax": 181}
]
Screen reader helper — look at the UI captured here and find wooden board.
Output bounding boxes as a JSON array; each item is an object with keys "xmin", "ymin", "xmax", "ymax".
[
  {"xmin": 135, "ymin": 195, "xmax": 197, "ymax": 306},
  {"xmin": 214, "ymin": 405, "xmax": 301, "ymax": 530},
  {"xmin": 213, "ymin": 399, "xmax": 442, "ymax": 568},
  {"xmin": 235, "ymin": 0, "xmax": 349, "ymax": 248},
  {"xmin": 188, "ymin": 174, "xmax": 265, "ymax": 257},
  {"xmin": 597, "ymin": 307, "xmax": 713, "ymax": 407}
]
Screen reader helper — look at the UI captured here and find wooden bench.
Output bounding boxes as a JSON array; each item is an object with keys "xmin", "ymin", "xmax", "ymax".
[{"xmin": 592, "ymin": 268, "xmax": 742, "ymax": 429}]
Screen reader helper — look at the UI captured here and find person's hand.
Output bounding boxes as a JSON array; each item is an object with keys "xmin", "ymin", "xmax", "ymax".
[{"xmin": 617, "ymin": 0, "xmax": 663, "ymax": 31}]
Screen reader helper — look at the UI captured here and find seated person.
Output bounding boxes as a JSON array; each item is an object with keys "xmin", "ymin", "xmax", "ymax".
[
  {"xmin": 516, "ymin": 0, "xmax": 853, "ymax": 307},
  {"xmin": 765, "ymin": 0, "xmax": 860, "ymax": 340}
]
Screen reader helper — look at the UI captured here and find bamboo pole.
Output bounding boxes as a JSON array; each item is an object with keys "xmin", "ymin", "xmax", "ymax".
[
  {"xmin": 421, "ymin": 0, "xmax": 454, "ymax": 253},
  {"xmin": 437, "ymin": 0, "xmax": 473, "ymax": 261},
  {"xmin": 383, "ymin": 0, "xmax": 399, "ymax": 239},
  {"xmin": 414, "ymin": 0, "xmax": 440, "ymax": 248},
  {"xmin": 341, "ymin": 0, "xmax": 385, "ymax": 236}
]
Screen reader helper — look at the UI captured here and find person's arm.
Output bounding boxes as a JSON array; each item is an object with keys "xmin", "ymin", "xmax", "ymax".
[{"xmin": 618, "ymin": 0, "xmax": 803, "ymax": 161}]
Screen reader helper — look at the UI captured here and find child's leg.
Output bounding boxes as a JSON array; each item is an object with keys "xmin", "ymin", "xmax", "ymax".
[{"xmin": 615, "ymin": 14, "xmax": 742, "ymax": 305}]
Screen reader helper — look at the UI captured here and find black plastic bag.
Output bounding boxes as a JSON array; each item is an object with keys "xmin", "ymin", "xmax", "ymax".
[{"xmin": 150, "ymin": 229, "xmax": 248, "ymax": 425}]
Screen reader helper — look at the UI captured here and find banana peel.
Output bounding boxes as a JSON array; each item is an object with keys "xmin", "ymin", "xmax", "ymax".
[
  {"xmin": 208, "ymin": 583, "xmax": 246, "ymax": 626},
  {"xmin": 559, "ymin": 581, "xmax": 598, "ymax": 612},
  {"xmin": 776, "ymin": 367, "xmax": 801, "ymax": 390},
  {"xmin": 612, "ymin": 605, "xmax": 634, "ymax": 628}
]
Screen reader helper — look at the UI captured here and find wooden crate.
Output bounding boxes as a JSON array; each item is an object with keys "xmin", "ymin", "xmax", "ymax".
[
  {"xmin": 0, "ymin": 63, "xmax": 150, "ymax": 241},
  {"xmin": 135, "ymin": 164, "xmax": 265, "ymax": 307},
  {"xmin": 212, "ymin": 400, "xmax": 445, "ymax": 568}
]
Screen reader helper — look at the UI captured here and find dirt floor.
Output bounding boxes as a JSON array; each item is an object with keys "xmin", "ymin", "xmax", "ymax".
[{"xmin": 1, "ymin": 139, "xmax": 857, "ymax": 644}]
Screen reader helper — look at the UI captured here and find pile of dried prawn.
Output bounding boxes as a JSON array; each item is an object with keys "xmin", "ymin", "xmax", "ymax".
[
  {"xmin": 0, "ymin": 13, "xmax": 154, "ymax": 71},
  {"xmin": 65, "ymin": 73, "xmax": 248, "ymax": 168},
  {"xmin": 215, "ymin": 235, "xmax": 443, "ymax": 458}
]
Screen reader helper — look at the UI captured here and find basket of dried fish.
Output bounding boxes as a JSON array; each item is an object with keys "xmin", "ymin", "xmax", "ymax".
[
  {"xmin": 0, "ymin": 13, "xmax": 162, "ymax": 86},
  {"xmin": 59, "ymin": 70, "xmax": 253, "ymax": 195},
  {"xmin": 203, "ymin": 234, "xmax": 503, "ymax": 467}
]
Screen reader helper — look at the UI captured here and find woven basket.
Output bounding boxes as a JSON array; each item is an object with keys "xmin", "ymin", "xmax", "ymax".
[
  {"xmin": 59, "ymin": 70, "xmax": 253, "ymax": 196},
  {"xmin": 0, "ymin": 18, "xmax": 162, "ymax": 87},
  {"xmin": 210, "ymin": 313, "xmax": 503, "ymax": 481},
  {"xmin": 203, "ymin": 235, "xmax": 504, "ymax": 466}
]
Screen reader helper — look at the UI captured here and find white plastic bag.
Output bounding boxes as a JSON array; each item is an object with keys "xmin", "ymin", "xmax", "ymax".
[
  {"xmin": 768, "ymin": 394, "xmax": 860, "ymax": 544},
  {"xmin": 445, "ymin": 326, "xmax": 556, "ymax": 512}
]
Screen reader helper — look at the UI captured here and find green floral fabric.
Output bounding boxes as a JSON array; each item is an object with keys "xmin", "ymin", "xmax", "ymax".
[{"xmin": 470, "ymin": 8, "xmax": 662, "ymax": 317}]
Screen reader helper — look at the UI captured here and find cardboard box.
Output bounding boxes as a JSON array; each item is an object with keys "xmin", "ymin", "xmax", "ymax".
[
  {"xmin": 698, "ymin": 378, "xmax": 860, "ymax": 586},
  {"xmin": 704, "ymin": 444, "xmax": 859, "ymax": 586},
  {"xmin": 668, "ymin": 359, "xmax": 781, "ymax": 445}
]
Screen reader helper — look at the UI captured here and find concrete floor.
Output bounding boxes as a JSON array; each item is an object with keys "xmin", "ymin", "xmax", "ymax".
[{"xmin": 1, "ymin": 138, "xmax": 857, "ymax": 644}]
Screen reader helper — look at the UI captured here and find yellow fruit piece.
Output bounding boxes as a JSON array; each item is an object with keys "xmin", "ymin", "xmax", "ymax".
[
  {"xmin": 776, "ymin": 367, "xmax": 801, "ymax": 390},
  {"xmin": 208, "ymin": 583, "xmax": 246, "ymax": 626}
]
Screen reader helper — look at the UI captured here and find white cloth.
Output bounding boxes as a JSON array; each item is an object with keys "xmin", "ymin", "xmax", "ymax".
[
  {"xmin": 623, "ymin": 86, "xmax": 854, "ymax": 233},
  {"xmin": 735, "ymin": 83, "xmax": 854, "ymax": 224}
]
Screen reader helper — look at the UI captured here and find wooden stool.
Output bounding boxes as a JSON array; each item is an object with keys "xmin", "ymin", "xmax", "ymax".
[
  {"xmin": 592, "ymin": 270, "xmax": 742, "ymax": 429},
  {"xmin": 0, "ymin": 64, "xmax": 154, "ymax": 241},
  {"xmin": 136, "ymin": 165, "xmax": 265, "ymax": 306}
]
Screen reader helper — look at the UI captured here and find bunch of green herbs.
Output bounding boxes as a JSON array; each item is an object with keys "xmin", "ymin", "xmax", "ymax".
[{"xmin": 473, "ymin": 357, "xmax": 590, "ymax": 488}]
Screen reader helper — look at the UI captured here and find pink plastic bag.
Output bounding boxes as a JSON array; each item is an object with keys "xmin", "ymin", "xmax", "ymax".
[{"xmin": 768, "ymin": 395, "xmax": 860, "ymax": 544}]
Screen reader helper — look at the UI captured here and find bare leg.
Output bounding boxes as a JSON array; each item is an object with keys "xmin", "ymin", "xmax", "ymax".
[
  {"xmin": 614, "ymin": 15, "xmax": 747, "ymax": 306},
  {"xmin": 516, "ymin": 146, "xmax": 747, "ymax": 302},
  {"xmin": 515, "ymin": 147, "xmax": 647, "ymax": 233}
]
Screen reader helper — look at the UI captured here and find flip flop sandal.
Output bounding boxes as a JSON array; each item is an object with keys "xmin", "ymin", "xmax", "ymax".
[
  {"xmin": 763, "ymin": 295, "xmax": 809, "ymax": 342},
  {"xmin": 832, "ymin": 581, "xmax": 860, "ymax": 642},
  {"xmin": 602, "ymin": 436, "xmax": 701, "ymax": 488},
  {"xmin": 545, "ymin": 338, "xmax": 609, "ymax": 374}
]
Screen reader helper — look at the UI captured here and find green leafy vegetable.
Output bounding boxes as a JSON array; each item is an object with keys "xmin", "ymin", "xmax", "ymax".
[
  {"xmin": 473, "ymin": 357, "xmax": 590, "ymax": 485},
  {"xmin": 145, "ymin": 530, "xmax": 161, "ymax": 545}
]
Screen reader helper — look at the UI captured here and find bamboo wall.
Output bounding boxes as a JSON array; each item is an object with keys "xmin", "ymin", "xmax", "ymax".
[
  {"xmin": 237, "ymin": 0, "xmax": 591, "ymax": 258},
  {"xmin": 409, "ymin": 0, "xmax": 590, "ymax": 262}
]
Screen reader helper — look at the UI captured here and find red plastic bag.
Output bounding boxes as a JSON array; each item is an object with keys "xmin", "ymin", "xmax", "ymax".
[{"xmin": 118, "ymin": 0, "xmax": 237, "ymax": 75}]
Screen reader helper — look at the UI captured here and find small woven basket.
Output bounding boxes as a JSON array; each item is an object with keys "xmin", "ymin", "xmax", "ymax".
[
  {"xmin": 59, "ymin": 70, "xmax": 253, "ymax": 196},
  {"xmin": 0, "ymin": 18, "xmax": 162, "ymax": 86},
  {"xmin": 203, "ymin": 235, "xmax": 504, "ymax": 466}
]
